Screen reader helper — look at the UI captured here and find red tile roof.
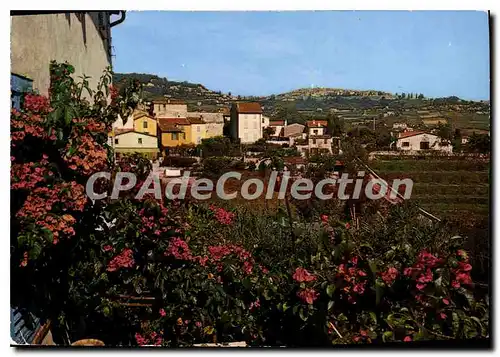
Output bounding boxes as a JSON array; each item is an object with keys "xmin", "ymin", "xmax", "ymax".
[
  {"xmin": 269, "ymin": 120, "xmax": 285, "ymax": 126},
  {"xmin": 187, "ymin": 117, "xmax": 205, "ymax": 124},
  {"xmin": 235, "ymin": 102, "xmax": 262, "ymax": 114},
  {"xmin": 152, "ymin": 99, "xmax": 186, "ymax": 105},
  {"xmin": 159, "ymin": 118, "xmax": 191, "ymax": 126},
  {"xmin": 397, "ymin": 130, "xmax": 428, "ymax": 139},
  {"xmin": 306, "ymin": 120, "xmax": 328, "ymax": 127}
]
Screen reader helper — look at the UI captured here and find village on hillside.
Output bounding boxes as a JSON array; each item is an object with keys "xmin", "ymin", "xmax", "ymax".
[{"xmin": 10, "ymin": 11, "xmax": 491, "ymax": 348}]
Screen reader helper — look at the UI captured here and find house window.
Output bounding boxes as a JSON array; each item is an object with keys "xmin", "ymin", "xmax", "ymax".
[
  {"xmin": 172, "ymin": 133, "xmax": 179, "ymax": 140},
  {"xmin": 312, "ymin": 139, "xmax": 317, "ymax": 145},
  {"xmin": 253, "ymin": 121, "xmax": 257, "ymax": 129},
  {"xmin": 143, "ymin": 121, "xmax": 148, "ymax": 129},
  {"xmin": 181, "ymin": 133, "xmax": 186, "ymax": 140},
  {"xmin": 420, "ymin": 141, "xmax": 430, "ymax": 150},
  {"xmin": 138, "ymin": 138, "xmax": 143, "ymax": 144},
  {"xmin": 324, "ymin": 139, "xmax": 328, "ymax": 144},
  {"xmin": 197, "ymin": 126, "xmax": 200, "ymax": 132},
  {"xmin": 114, "ymin": 138, "xmax": 119, "ymax": 144},
  {"xmin": 262, "ymin": 118, "xmax": 265, "ymax": 123},
  {"xmin": 402, "ymin": 142, "xmax": 410, "ymax": 147}
]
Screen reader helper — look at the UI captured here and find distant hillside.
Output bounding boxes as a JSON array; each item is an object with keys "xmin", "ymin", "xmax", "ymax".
[{"xmin": 112, "ymin": 72, "xmax": 490, "ymax": 129}]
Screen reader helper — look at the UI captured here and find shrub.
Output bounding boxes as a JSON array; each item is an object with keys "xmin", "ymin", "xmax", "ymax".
[{"xmin": 161, "ymin": 156, "xmax": 197, "ymax": 168}]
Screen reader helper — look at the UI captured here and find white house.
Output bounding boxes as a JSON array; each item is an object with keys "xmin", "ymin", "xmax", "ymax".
[
  {"xmin": 306, "ymin": 120, "xmax": 328, "ymax": 136},
  {"xmin": 269, "ymin": 120, "xmax": 286, "ymax": 137},
  {"xmin": 395, "ymin": 131, "xmax": 452, "ymax": 153},
  {"xmin": 109, "ymin": 130, "xmax": 160, "ymax": 159},
  {"xmin": 229, "ymin": 102, "xmax": 263, "ymax": 143}
]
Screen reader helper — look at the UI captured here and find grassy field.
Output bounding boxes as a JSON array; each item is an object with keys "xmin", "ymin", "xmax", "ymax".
[{"xmin": 370, "ymin": 158, "xmax": 490, "ymax": 221}]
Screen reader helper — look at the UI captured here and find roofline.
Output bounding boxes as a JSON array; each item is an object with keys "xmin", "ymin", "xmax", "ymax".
[{"xmin": 114, "ymin": 131, "xmax": 158, "ymax": 138}]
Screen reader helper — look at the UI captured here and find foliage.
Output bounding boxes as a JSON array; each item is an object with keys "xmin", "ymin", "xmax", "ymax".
[
  {"xmin": 11, "ymin": 62, "xmax": 490, "ymax": 347},
  {"xmin": 161, "ymin": 156, "xmax": 198, "ymax": 168}
]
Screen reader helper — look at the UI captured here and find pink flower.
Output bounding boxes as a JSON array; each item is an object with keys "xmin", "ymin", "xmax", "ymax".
[
  {"xmin": 297, "ymin": 288, "xmax": 319, "ymax": 304},
  {"xmin": 135, "ymin": 333, "xmax": 148, "ymax": 346},
  {"xmin": 442, "ymin": 298, "xmax": 450, "ymax": 305},
  {"xmin": 451, "ymin": 280, "xmax": 460, "ymax": 289},
  {"xmin": 416, "ymin": 283, "xmax": 426, "ymax": 290},
  {"xmin": 195, "ymin": 321, "xmax": 202, "ymax": 328},
  {"xmin": 438, "ymin": 312, "xmax": 447, "ymax": 320},
  {"xmin": 345, "ymin": 222, "xmax": 351, "ymax": 229},
  {"xmin": 159, "ymin": 309, "xmax": 166, "ymax": 317},
  {"xmin": 293, "ymin": 267, "xmax": 316, "ymax": 283},
  {"xmin": 321, "ymin": 215, "xmax": 329, "ymax": 223},
  {"xmin": 381, "ymin": 267, "xmax": 399, "ymax": 285},
  {"xmin": 103, "ymin": 245, "xmax": 113, "ymax": 252},
  {"xmin": 458, "ymin": 262, "xmax": 472, "ymax": 272},
  {"xmin": 404, "ymin": 336, "xmax": 412, "ymax": 342},
  {"xmin": 350, "ymin": 256, "xmax": 358, "ymax": 265},
  {"xmin": 107, "ymin": 248, "xmax": 135, "ymax": 272}
]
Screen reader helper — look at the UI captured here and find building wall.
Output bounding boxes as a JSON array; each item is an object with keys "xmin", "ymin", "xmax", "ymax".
[
  {"xmin": 308, "ymin": 127, "xmax": 326, "ymax": 136},
  {"xmin": 190, "ymin": 123, "xmax": 207, "ymax": 145},
  {"xmin": 270, "ymin": 125, "xmax": 284, "ymax": 137},
  {"xmin": 237, "ymin": 113, "xmax": 262, "ymax": 143},
  {"xmin": 309, "ymin": 137, "xmax": 333, "ymax": 152},
  {"xmin": 396, "ymin": 133, "xmax": 452, "ymax": 152},
  {"xmin": 133, "ymin": 116, "xmax": 157, "ymax": 136},
  {"xmin": 112, "ymin": 132, "xmax": 158, "ymax": 149},
  {"xmin": 152, "ymin": 103, "xmax": 188, "ymax": 118},
  {"xmin": 112, "ymin": 114, "xmax": 134, "ymax": 130},
  {"xmin": 11, "ymin": 12, "xmax": 111, "ymax": 96},
  {"xmin": 205, "ymin": 123, "xmax": 224, "ymax": 138},
  {"xmin": 160, "ymin": 126, "xmax": 191, "ymax": 147}
]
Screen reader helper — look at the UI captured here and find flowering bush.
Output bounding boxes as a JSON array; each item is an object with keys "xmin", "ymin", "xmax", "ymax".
[{"xmin": 11, "ymin": 62, "xmax": 489, "ymax": 347}]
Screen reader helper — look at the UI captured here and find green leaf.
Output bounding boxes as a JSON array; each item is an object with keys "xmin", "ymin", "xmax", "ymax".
[
  {"xmin": 299, "ymin": 308, "xmax": 308, "ymax": 322},
  {"xmin": 204, "ymin": 326, "xmax": 214, "ymax": 335},
  {"xmin": 327, "ymin": 300, "xmax": 334, "ymax": 311},
  {"xmin": 326, "ymin": 284, "xmax": 335, "ymax": 298},
  {"xmin": 375, "ymin": 281, "xmax": 383, "ymax": 305},
  {"xmin": 369, "ymin": 311, "xmax": 377, "ymax": 324},
  {"xmin": 382, "ymin": 331, "xmax": 393, "ymax": 342},
  {"xmin": 282, "ymin": 302, "xmax": 290, "ymax": 312}
]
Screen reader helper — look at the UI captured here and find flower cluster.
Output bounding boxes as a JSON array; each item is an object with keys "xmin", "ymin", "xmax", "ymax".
[
  {"xmin": 23, "ymin": 94, "xmax": 51, "ymax": 114},
  {"xmin": 209, "ymin": 205, "xmax": 235, "ymax": 225},
  {"xmin": 135, "ymin": 332, "xmax": 163, "ymax": 346},
  {"xmin": 336, "ymin": 256, "xmax": 368, "ymax": 304},
  {"xmin": 293, "ymin": 267, "xmax": 316, "ymax": 283},
  {"xmin": 165, "ymin": 238, "xmax": 193, "ymax": 261},
  {"xmin": 380, "ymin": 267, "xmax": 399, "ymax": 286},
  {"xmin": 207, "ymin": 244, "xmax": 256, "ymax": 275},
  {"xmin": 11, "ymin": 109, "xmax": 57, "ymax": 146},
  {"xmin": 64, "ymin": 133, "xmax": 108, "ymax": 176},
  {"xmin": 297, "ymin": 288, "xmax": 319, "ymax": 305},
  {"xmin": 11, "ymin": 155, "xmax": 53, "ymax": 190},
  {"xmin": 451, "ymin": 250, "xmax": 472, "ymax": 289},
  {"xmin": 107, "ymin": 248, "xmax": 135, "ymax": 272},
  {"xmin": 138, "ymin": 205, "xmax": 171, "ymax": 237},
  {"xmin": 16, "ymin": 182, "xmax": 86, "ymax": 243},
  {"xmin": 404, "ymin": 250, "xmax": 443, "ymax": 291}
]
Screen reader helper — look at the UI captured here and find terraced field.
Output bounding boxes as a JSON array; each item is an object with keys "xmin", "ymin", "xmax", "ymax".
[{"xmin": 369, "ymin": 158, "xmax": 490, "ymax": 221}]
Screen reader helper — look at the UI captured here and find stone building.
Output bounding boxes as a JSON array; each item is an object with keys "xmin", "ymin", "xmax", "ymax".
[{"xmin": 11, "ymin": 11, "xmax": 126, "ymax": 95}]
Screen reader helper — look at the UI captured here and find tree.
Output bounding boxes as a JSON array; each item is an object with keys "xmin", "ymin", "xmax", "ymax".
[
  {"xmin": 263, "ymin": 126, "xmax": 276, "ymax": 140},
  {"xmin": 466, "ymin": 133, "xmax": 490, "ymax": 154},
  {"xmin": 401, "ymin": 93, "xmax": 406, "ymax": 99},
  {"xmin": 436, "ymin": 123, "xmax": 453, "ymax": 142},
  {"xmin": 418, "ymin": 93, "xmax": 424, "ymax": 100},
  {"xmin": 326, "ymin": 113, "xmax": 344, "ymax": 137}
]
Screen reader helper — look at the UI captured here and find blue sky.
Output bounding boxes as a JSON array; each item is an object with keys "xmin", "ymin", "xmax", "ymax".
[{"xmin": 111, "ymin": 11, "xmax": 490, "ymax": 100}]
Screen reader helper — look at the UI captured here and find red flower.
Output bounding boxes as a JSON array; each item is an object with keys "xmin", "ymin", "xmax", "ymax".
[
  {"xmin": 345, "ymin": 222, "xmax": 351, "ymax": 229},
  {"xmin": 403, "ymin": 336, "xmax": 412, "ymax": 342},
  {"xmin": 451, "ymin": 280, "xmax": 460, "ymax": 289},
  {"xmin": 292, "ymin": 267, "xmax": 316, "ymax": 283},
  {"xmin": 416, "ymin": 283, "xmax": 426, "ymax": 290},
  {"xmin": 438, "ymin": 312, "xmax": 447, "ymax": 320},
  {"xmin": 195, "ymin": 321, "xmax": 202, "ymax": 328},
  {"xmin": 442, "ymin": 298, "xmax": 450, "ymax": 305},
  {"xmin": 103, "ymin": 245, "xmax": 113, "ymax": 252},
  {"xmin": 135, "ymin": 333, "xmax": 148, "ymax": 346},
  {"xmin": 321, "ymin": 214, "xmax": 329, "ymax": 223},
  {"xmin": 159, "ymin": 309, "xmax": 166, "ymax": 317},
  {"xmin": 297, "ymin": 288, "xmax": 319, "ymax": 304},
  {"xmin": 381, "ymin": 267, "xmax": 399, "ymax": 285},
  {"xmin": 107, "ymin": 248, "xmax": 135, "ymax": 272},
  {"xmin": 350, "ymin": 256, "xmax": 358, "ymax": 265}
]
